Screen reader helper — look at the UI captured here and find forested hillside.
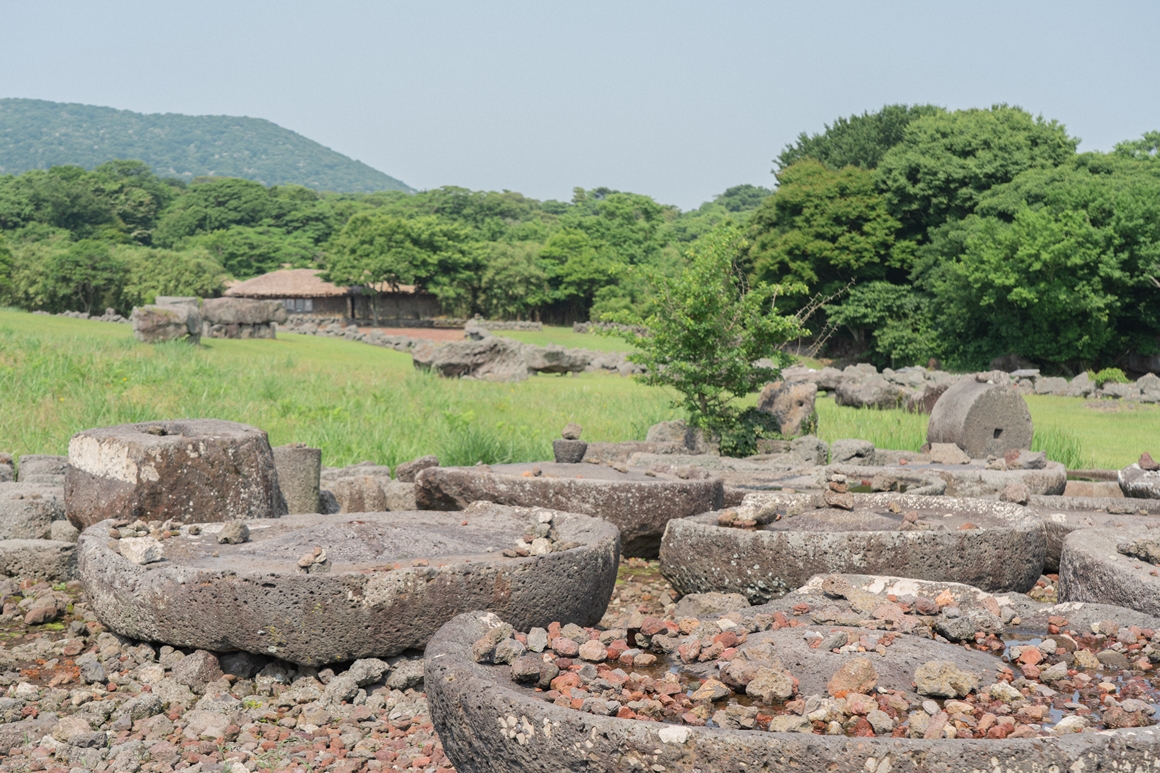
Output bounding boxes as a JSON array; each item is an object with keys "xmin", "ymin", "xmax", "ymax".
[
  {"xmin": 0, "ymin": 99, "xmax": 411, "ymax": 193},
  {"xmin": 2, "ymin": 101, "xmax": 1159, "ymax": 374}
]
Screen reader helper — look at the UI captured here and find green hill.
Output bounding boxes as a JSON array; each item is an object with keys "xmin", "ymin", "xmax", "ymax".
[{"xmin": 0, "ymin": 98, "xmax": 413, "ymax": 193}]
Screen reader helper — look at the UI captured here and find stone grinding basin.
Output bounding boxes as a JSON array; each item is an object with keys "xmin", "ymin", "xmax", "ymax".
[
  {"xmin": 414, "ymin": 462, "xmax": 724, "ymax": 558},
  {"xmin": 423, "ymin": 607, "xmax": 1160, "ymax": 773},
  {"xmin": 659, "ymin": 493, "xmax": 1046, "ymax": 603},
  {"xmin": 77, "ymin": 502, "xmax": 620, "ymax": 665}
]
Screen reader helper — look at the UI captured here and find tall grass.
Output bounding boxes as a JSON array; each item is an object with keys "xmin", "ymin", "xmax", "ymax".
[
  {"xmin": 0, "ymin": 312, "xmax": 677, "ymax": 467},
  {"xmin": 1031, "ymin": 426, "xmax": 1089, "ymax": 470},
  {"xmin": 814, "ymin": 397, "xmax": 928, "ymax": 451}
]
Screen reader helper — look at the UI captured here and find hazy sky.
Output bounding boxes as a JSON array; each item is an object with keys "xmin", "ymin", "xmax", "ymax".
[{"xmin": 3, "ymin": 1, "xmax": 1158, "ymax": 209}]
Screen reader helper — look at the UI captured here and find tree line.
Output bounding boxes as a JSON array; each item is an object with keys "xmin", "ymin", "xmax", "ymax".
[{"xmin": 1, "ymin": 103, "xmax": 1158, "ymax": 373}]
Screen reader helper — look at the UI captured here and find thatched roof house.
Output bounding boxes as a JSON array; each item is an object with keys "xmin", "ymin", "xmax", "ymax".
[{"xmin": 224, "ymin": 269, "xmax": 439, "ymax": 322}]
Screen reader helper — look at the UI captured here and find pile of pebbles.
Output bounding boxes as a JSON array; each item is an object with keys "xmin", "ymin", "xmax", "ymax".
[
  {"xmin": 474, "ymin": 574, "xmax": 1160, "ymax": 740},
  {"xmin": 0, "ymin": 576, "xmax": 453, "ymax": 773},
  {"xmin": 499, "ymin": 510, "xmax": 581, "ymax": 558}
]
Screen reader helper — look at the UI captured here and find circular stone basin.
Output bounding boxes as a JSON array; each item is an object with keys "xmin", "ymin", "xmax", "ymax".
[
  {"xmin": 1059, "ymin": 526, "xmax": 1160, "ymax": 616},
  {"xmin": 1035, "ymin": 501, "xmax": 1160, "ymax": 572},
  {"xmin": 425, "ymin": 603, "xmax": 1160, "ymax": 773},
  {"xmin": 77, "ymin": 503, "xmax": 619, "ymax": 665},
  {"xmin": 414, "ymin": 462, "xmax": 723, "ymax": 558},
  {"xmin": 660, "ymin": 493, "xmax": 1046, "ymax": 603}
]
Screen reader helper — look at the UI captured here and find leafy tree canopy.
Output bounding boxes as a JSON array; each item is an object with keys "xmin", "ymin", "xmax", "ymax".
[{"xmin": 776, "ymin": 104, "xmax": 944, "ymax": 171}]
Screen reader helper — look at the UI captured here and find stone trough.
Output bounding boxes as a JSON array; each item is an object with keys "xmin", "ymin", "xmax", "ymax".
[
  {"xmin": 659, "ymin": 492, "xmax": 1046, "ymax": 603},
  {"xmin": 77, "ymin": 502, "xmax": 619, "ymax": 665},
  {"xmin": 414, "ymin": 462, "xmax": 723, "ymax": 557},
  {"xmin": 424, "ymin": 575, "xmax": 1160, "ymax": 773}
]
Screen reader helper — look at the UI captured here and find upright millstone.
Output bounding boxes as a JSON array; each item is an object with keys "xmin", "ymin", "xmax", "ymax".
[
  {"xmin": 273, "ymin": 444, "xmax": 322, "ymax": 514},
  {"xmin": 65, "ymin": 419, "xmax": 287, "ymax": 529},
  {"xmin": 926, "ymin": 375, "xmax": 1033, "ymax": 458}
]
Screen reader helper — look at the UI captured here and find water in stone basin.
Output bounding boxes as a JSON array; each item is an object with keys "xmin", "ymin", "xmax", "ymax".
[{"xmin": 482, "ymin": 607, "xmax": 1160, "ymax": 739}]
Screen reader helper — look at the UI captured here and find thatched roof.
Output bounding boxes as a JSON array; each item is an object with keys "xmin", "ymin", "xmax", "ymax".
[{"xmin": 224, "ymin": 269, "xmax": 422, "ymax": 299}]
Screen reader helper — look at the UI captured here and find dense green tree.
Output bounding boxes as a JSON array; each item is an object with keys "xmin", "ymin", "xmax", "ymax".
[
  {"xmin": 325, "ymin": 212, "xmax": 480, "ymax": 318},
  {"xmin": 115, "ymin": 245, "xmax": 226, "ymax": 310},
  {"xmin": 1114, "ymin": 131, "xmax": 1160, "ymax": 161},
  {"xmin": 190, "ymin": 226, "xmax": 318, "ymax": 279},
  {"xmin": 776, "ymin": 104, "xmax": 943, "ymax": 171},
  {"xmin": 42, "ymin": 239, "xmax": 127, "ymax": 314},
  {"xmin": 604, "ymin": 224, "xmax": 803, "ymax": 431},
  {"xmin": 748, "ymin": 160, "xmax": 910, "ymax": 309},
  {"xmin": 876, "ymin": 105, "xmax": 1077, "ymax": 240},
  {"xmin": 477, "ymin": 242, "xmax": 550, "ymax": 319},
  {"xmin": 825, "ymin": 282, "xmax": 939, "ymax": 367},
  {"xmin": 0, "ymin": 166, "xmax": 115, "ymax": 237},
  {"xmin": 0, "ymin": 232, "xmax": 13, "ymax": 306},
  {"xmin": 152, "ymin": 177, "xmax": 279, "ymax": 246}
]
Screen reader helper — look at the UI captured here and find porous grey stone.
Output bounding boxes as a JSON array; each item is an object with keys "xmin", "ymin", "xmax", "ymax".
[
  {"xmin": 1059, "ymin": 526, "xmax": 1160, "ymax": 616},
  {"xmin": 49, "ymin": 519, "xmax": 80, "ymax": 543},
  {"xmin": 829, "ymin": 439, "xmax": 875, "ymax": 465},
  {"xmin": 757, "ymin": 381, "xmax": 818, "ymax": 436},
  {"xmin": 424, "ymin": 609, "xmax": 1160, "ymax": 773},
  {"xmin": 77, "ymin": 503, "xmax": 619, "ymax": 665},
  {"xmin": 65, "ymin": 419, "xmax": 286, "ymax": 529},
  {"xmin": 414, "ymin": 462, "xmax": 723, "ymax": 557},
  {"xmin": 927, "ymin": 379, "xmax": 1033, "ymax": 458},
  {"xmin": 411, "ymin": 337, "xmax": 529, "ymax": 382},
  {"xmin": 201, "ymin": 297, "xmax": 288, "ymax": 326},
  {"xmin": 394, "ymin": 455, "xmax": 439, "ymax": 483},
  {"xmin": 1120, "ymin": 464, "xmax": 1160, "ymax": 499},
  {"xmin": 382, "ymin": 480, "xmax": 417, "ymax": 511},
  {"xmin": 672, "ymin": 592, "xmax": 751, "ymax": 619},
  {"xmin": 1035, "ymin": 503, "xmax": 1160, "ymax": 573},
  {"xmin": 0, "ymin": 538, "xmax": 76, "ymax": 581},
  {"xmin": 660, "ymin": 492, "xmax": 1046, "ymax": 603},
  {"xmin": 272, "ymin": 444, "xmax": 321, "ymax": 514},
  {"xmin": 131, "ymin": 304, "xmax": 201, "ymax": 344},
  {"xmin": 16, "ymin": 454, "xmax": 68, "ymax": 483},
  {"xmin": 0, "ymin": 483, "xmax": 64, "ymax": 539},
  {"xmin": 552, "ymin": 439, "xmax": 587, "ymax": 464}
]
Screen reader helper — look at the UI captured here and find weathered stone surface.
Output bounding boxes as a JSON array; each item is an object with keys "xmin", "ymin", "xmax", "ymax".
[
  {"xmin": 201, "ymin": 297, "xmax": 288, "ymax": 326},
  {"xmin": 1035, "ymin": 503, "xmax": 1160, "ymax": 573},
  {"xmin": 928, "ymin": 443, "xmax": 970, "ymax": 465},
  {"xmin": 425, "ymin": 609, "xmax": 1160, "ymax": 773},
  {"xmin": 1059, "ymin": 526, "xmax": 1160, "ymax": 616},
  {"xmin": 324, "ymin": 475, "xmax": 387, "ymax": 513},
  {"xmin": 16, "ymin": 454, "xmax": 69, "ymax": 483},
  {"xmin": 411, "ymin": 337, "xmax": 529, "ymax": 382},
  {"xmin": 552, "ymin": 439, "xmax": 587, "ymax": 464},
  {"xmin": 756, "ymin": 381, "xmax": 818, "ymax": 436},
  {"xmin": 672, "ymin": 592, "xmax": 751, "ymax": 619},
  {"xmin": 0, "ymin": 483, "xmax": 65, "ymax": 539},
  {"xmin": 382, "ymin": 480, "xmax": 417, "ymax": 511},
  {"xmin": 829, "ymin": 439, "xmax": 875, "ymax": 465},
  {"xmin": 77, "ymin": 503, "xmax": 619, "ymax": 665},
  {"xmin": 927, "ymin": 379, "xmax": 1033, "ymax": 458},
  {"xmin": 645, "ymin": 420, "xmax": 713, "ymax": 453},
  {"xmin": 272, "ymin": 444, "xmax": 321, "ymax": 514},
  {"xmin": 394, "ymin": 455, "xmax": 439, "ymax": 483},
  {"xmin": 834, "ymin": 375, "xmax": 906, "ymax": 409},
  {"xmin": 131, "ymin": 304, "xmax": 202, "ymax": 344},
  {"xmin": 50, "ymin": 519, "xmax": 80, "ymax": 542},
  {"xmin": 1119, "ymin": 463, "xmax": 1160, "ymax": 499},
  {"xmin": 522, "ymin": 345, "xmax": 588, "ymax": 374},
  {"xmin": 660, "ymin": 492, "xmax": 1045, "ymax": 602},
  {"xmin": 119, "ymin": 536, "xmax": 164, "ymax": 564},
  {"xmin": 65, "ymin": 419, "xmax": 286, "ymax": 529},
  {"xmin": 0, "ymin": 538, "xmax": 76, "ymax": 580},
  {"xmin": 415, "ymin": 462, "xmax": 723, "ymax": 557},
  {"xmin": 914, "ymin": 660, "xmax": 979, "ymax": 698}
]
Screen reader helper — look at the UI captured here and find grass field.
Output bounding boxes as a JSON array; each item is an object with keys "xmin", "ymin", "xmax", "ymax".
[
  {"xmin": 493, "ymin": 326, "xmax": 635, "ymax": 352},
  {"xmin": 0, "ymin": 309, "xmax": 1155, "ymax": 471}
]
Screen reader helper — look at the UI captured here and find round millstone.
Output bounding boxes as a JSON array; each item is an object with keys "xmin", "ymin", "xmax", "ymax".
[
  {"xmin": 1059, "ymin": 526, "xmax": 1160, "ymax": 616},
  {"xmin": 659, "ymin": 493, "xmax": 1046, "ymax": 603},
  {"xmin": 65, "ymin": 419, "xmax": 286, "ymax": 529},
  {"xmin": 424, "ymin": 606, "xmax": 1160, "ymax": 773},
  {"xmin": 414, "ymin": 462, "xmax": 723, "ymax": 557},
  {"xmin": 1034, "ymin": 500, "xmax": 1160, "ymax": 572},
  {"xmin": 77, "ymin": 502, "xmax": 619, "ymax": 665},
  {"xmin": 927, "ymin": 379, "xmax": 1033, "ymax": 458}
]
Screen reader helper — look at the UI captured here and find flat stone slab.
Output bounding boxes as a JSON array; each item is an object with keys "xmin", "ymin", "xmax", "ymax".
[
  {"xmin": 836, "ymin": 461, "xmax": 1068, "ymax": 498},
  {"xmin": 77, "ymin": 502, "xmax": 619, "ymax": 665},
  {"xmin": 0, "ymin": 539, "xmax": 76, "ymax": 581},
  {"xmin": 0, "ymin": 483, "xmax": 65, "ymax": 540},
  {"xmin": 1059, "ymin": 526, "xmax": 1160, "ymax": 616},
  {"xmin": 65, "ymin": 419, "xmax": 286, "ymax": 529},
  {"xmin": 424, "ymin": 608, "xmax": 1160, "ymax": 773},
  {"xmin": 414, "ymin": 462, "xmax": 723, "ymax": 557},
  {"xmin": 1034, "ymin": 500, "xmax": 1160, "ymax": 572},
  {"xmin": 660, "ymin": 493, "xmax": 1045, "ymax": 603}
]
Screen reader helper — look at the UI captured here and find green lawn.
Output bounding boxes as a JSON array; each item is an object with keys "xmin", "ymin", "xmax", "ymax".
[
  {"xmin": 493, "ymin": 326, "xmax": 635, "ymax": 353},
  {"xmin": 0, "ymin": 308, "xmax": 1154, "ymax": 471}
]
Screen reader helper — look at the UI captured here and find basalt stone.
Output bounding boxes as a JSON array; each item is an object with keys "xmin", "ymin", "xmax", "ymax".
[
  {"xmin": 756, "ymin": 381, "xmax": 818, "ymax": 436},
  {"xmin": 272, "ymin": 444, "xmax": 321, "ymax": 514},
  {"xmin": 1034, "ymin": 498, "xmax": 1160, "ymax": 572},
  {"xmin": 131, "ymin": 304, "xmax": 202, "ymax": 344},
  {"xmin": 927, "ymin": 379, "xmax": 1033, "ymax": 459},
  {"xmin": 1059, "ymin": 526, "xmax": 1160, "ymax": 616},
  {"xmin": 414, "ymin": 462, "xmax": 724, "ymax": 557},
  {"xmin": 425, "ymin": 608, "xmax": 1160, "ymax": 773},
  {"xmin": 65, "ymin": 419, "xmax": 286, "ymax": 529},
  {"xmin": 0, "ymin": 539, "xmax": 77, "ymax": 581},
  {"xmin": 76, "ymin": 502, "xmax": 619, "ymax": 665},
  {"xmin": 201, "ymin": 297, "xmax": 288, "ymax": 326},
  {"xmin": 0, "ymin": 483, "xmax": 65, "ymax": 540},
  {"xmin": 660, "ymin": 492, "xmax": 1045, "ymax": 603},
  {"xmin": 16, "ymin": 454, "xmax": 69, "ymax": 483},
  {"xmin": 1119, "ymin": 464, "xmax": 1160, "ymax": 499},
  {"xmin": 552, "ymin": 439, "xmax": 588, "ymax": 464},
  {"xmin": 394, "ymin": 455, "xmax": 439, "ymax": 483}
]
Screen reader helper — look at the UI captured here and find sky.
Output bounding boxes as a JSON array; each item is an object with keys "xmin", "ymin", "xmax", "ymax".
[{"xmin": 2, "ymin": 1, "xmax": 1159, "ymax": 210}]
